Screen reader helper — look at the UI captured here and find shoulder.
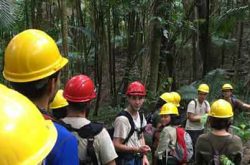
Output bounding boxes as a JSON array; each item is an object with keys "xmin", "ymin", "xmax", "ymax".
[
  {"xmin": 188, "ymin": 100, "xmax": 196, "ymax": 105},
  {"xmin": 197, "ymin": 133, "xmax": 209, "ymax": 143},
  {"xmin": 96, "ymin": 128, "xmax": 113, "ymax": 142},
  {"xmin": 230, "ymin": 135, "xmax": 242, "ymax": 143},
  {"xmin": 53, "ymin": 122, "xmax": 78, "ymax": 141},
  {"xmin": 204, "ymin": 100, "xmax": 210, "ymax": 105},
  {"xmin": 114, "ymin": 115, "xmax": 131, "ymax": 130},
  {"xmin": 162, "ymin": 126, "xmax": 175, "ymax": 134},
  {"xmin": 114, "ymin": 115, "xmax": 130, "ymax": 123},
  {"xmin": 226, "ymin": 135, "xmax": 243, "ymax": 153}
]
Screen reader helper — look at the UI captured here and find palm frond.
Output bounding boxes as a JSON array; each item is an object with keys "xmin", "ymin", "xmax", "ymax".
[
  {"xmin": 211, "ymin": 5, "xmax": 249, "ymax": 36},
  {"xmin": 0, "ymin": 0, "xmax": 17, "ymax": 29}
]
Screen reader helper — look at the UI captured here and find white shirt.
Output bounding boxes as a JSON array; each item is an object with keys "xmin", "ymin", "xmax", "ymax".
[
  {"xmin": 113, "ymin": 109, "xmax": 147, "ymax": 147},
  {"xmin": 185, "ymin": 99, "xmax": 210, "ymax": 130}
]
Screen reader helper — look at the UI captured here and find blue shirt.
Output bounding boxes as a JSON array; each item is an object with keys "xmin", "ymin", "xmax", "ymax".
[{"xmin": 45, "ymin": 122, "xmax": 79, "ymax": 165}]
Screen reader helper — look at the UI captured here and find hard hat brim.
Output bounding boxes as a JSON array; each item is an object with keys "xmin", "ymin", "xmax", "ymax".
[
  {"xmin": 23, "ymin": 120, "xmax": 57, "ymax": 164},
  {"xmin": 3, "ymin": 57, "xmax": 68, "ymax": 82}
]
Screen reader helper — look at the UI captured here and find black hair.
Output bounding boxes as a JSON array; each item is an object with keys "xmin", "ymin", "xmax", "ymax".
[
  {"xmin": 68, "ymin": 101, "xmax": 91, "ymax": 117},
  {"xmin": 169, "ymin": 114, "xmax": 181, "ymax": 126},
  {"xmin": 10, "ymin": 71, "xmax": 60, "ymax": 100},
  {"xmin": 208, "ymin": 116, "xmax": 232, "ymax": 130},
  {"xmin": 52, "ymin": 107, "xmax": 67, "ymax": 120},
  {"xmin": 155, "ymin": 98, "xmax": 166, "ymax": 110}
]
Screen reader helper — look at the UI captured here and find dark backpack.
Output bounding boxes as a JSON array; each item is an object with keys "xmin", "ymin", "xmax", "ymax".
[
  {"xmin": 173, "ymin": 127, "xmax": 193, "ymax": 163},
  {"xmin": 108, "ymin": 110, "xmax": 145, "ymax": 144},
  {"xmin": 57, "ymin": 120, "xmax": 103, "ymax": 165}
]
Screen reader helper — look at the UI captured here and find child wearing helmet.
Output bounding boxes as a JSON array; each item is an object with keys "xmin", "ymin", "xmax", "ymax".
[
  {"xmin": 155, "ymin": 103, "xmax": 193, "ymax": 165},
  {"xmin": 49, "ymin": 89, "xmax": 68, "ymax": 120},
  {"xmin": 113, "ymin": 81, "xmax": 151, "ymax": 165},
  {"xmin": 151, "ymin": 92, "xmax": 182, "ymax": 165},
  {"xmin": 195, "ymin": 99, "xmax": 243, "ymax": 165}
]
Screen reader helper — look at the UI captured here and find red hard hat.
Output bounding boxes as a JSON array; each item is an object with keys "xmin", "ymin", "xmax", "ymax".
[
  {"xmin": 63, "ymin": 75, "xmax": 96, "ymax": 102},
  {"xmin": 126, "ymin": 81, "xmax": 146, "ymax": 96}
]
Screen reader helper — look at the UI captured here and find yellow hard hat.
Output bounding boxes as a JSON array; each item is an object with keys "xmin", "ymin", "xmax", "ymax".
[
  {"xmin": 208, "ymin": 99, "xmax": 233, "ymax": 118},
  {"xmin": 3, "ymin": 29, "xmax": 68, "ymax": 82},
  {"xmin": 49, "ymin": 89, "xmax": 68, "ymax": 109},
  {"xmin": 159, "ymin": 102, "xmax": 179, "ymax": 116},
  {"xmin": 0, "ymin": 84, "xmax": 57, "ymax": 165},
  {"xmin": 222, "ymin": 83, "xmax": 233, "ymax": 90},
  {"xmin": 160, "ymin": 92, "xmax": 174, "ymax": 103},
  {"xmin": 198, "ymin": 84, "xmax": 209, "ymax": 93},
  {"xmin": 171, "ymin": 92, "xmax": 181, "ymax": 107}
]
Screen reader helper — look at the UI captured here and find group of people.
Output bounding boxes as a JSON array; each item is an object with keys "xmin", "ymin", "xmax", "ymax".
[
  {"xmin": 150, "ymin": 83, "xmax": 248, "ymax": 165},
  {"xmin": 0, "ymin": 28, "xmax": 248, "ymax": 165},
  {"xmin": 0, "ymin": 29, "xmax": 150, "ymax": 165}
]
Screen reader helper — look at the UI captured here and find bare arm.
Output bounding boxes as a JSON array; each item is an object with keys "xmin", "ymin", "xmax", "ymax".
[
  {"xmin": 187, "ymin": 112, "xmax": 202, "ymax": 122},
  {"xmin": 113, "ymin": 137, "xmax": 139, "ymax": 153},
  {"xmin": 140, "ymin": 133, "xmax": 150, "ymax": 165},
  {"xmin": 105, "ymin": 160, "xmax": 116, "ymax": 165},
  {"xmin": 236, "ymin": 99, "xmax": 250, "ymax": 110},
  {"xmin": 242, "ymin": 103, "xmax": 250, "ymax": 110}
]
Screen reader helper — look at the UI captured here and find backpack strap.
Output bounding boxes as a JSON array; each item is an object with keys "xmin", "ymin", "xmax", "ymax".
[
  {"xmin": 77, "ymin": 122, "xmax": 103, "ymax": 165},
  {"xmin": 117, "ymin": 111, "xmax": 144, "ymax": 144},
  {"xmin": 117, "ymin": 111, "xmax": 135, "ymax": 144},
  {"xmin": 193, "ymin": 99, "xmax": 197, "ymax": 109},
  {"xmin": 77, "ymin": 122, "xmax": 103, "ymax": 138},
  {"xmin": 194, "ymin": 99, "xmax": 209, "ymax": 113},
  {"xmin": 57, "ymin": 120, "xmax": 103, "ymax": 165}
]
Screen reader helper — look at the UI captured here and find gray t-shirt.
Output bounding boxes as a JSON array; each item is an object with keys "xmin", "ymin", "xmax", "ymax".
[
  {"xmin": 155, "ymin": 126, "xmax": 177, "ymax": 160},
  {"xmin": 185, "ymin": 99, "xmax": 210, "ymax": 130}
]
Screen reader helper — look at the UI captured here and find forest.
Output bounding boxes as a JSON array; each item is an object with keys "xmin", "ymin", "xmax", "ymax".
[{"xmin": 1, "ymin": 0, "xmax": 250, "ymax": 164}]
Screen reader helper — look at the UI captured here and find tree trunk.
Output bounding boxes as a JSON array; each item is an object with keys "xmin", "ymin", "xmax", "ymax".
[
  {"xmin": 24, "ymin": 0, "xmax": 30, "ymax": 28},
  {"xmin": 147, "ymin": 0, "xmax": 165, "ymax": 97},
  {"xmin": 93, "ymin": 0, "xmax": 110, "ymax": 116},
  {"xmin": 196, "ymin": 0, "xmax": 210, "ymax": 77},
  {"xmin": 59, "ymin": 0, "xmax": 69, "ymax": 81},
  {"xmin": 120, "ymin": 11, "xmax": 137, "ymax": 106},
  {"xmin": 233, "ymin": 0, "xmax": 246, "ymax": 81}
]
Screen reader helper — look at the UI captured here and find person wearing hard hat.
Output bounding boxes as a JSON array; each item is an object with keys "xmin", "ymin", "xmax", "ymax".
[
  {"xmin": 49, "ymin": 89, "xmax": 68, "ymax": 120},
  {"xmin": 113, "ymin": 81, "xmax": 151, "ymax": 165},
  {"xmin": 221, "ymin": 83, "xmax": 250, "ymax": 114},
  {"xmin": 0, "ymin": 84, "xmax": 57, "ymax": 165},
  {"xmin": 149, "ymin": 92, "xmax": 175, "ymax": 127},
  {"xmin": 3, "ymin": 29, "xmax": 79, "ymax": 164},
  {"xmin": 155, "ymin": 102, "xmax": 193, "ymax": 165},
  {"xmin": 62, "ymin": 74, "xmax": 118, "ymax": 164},
  {"xmin": 145, "ymin": 92, "xmax": 174, "ymax": 164},
  {"xmin": 185, "ymin": 83, "xmax": 210, "ymax": 161},
  {"xmin": 195, "ymin": 99, "xmax": 243, "ymax": 165}
]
